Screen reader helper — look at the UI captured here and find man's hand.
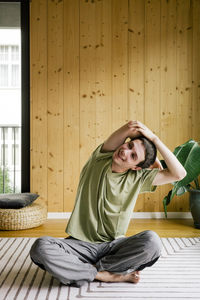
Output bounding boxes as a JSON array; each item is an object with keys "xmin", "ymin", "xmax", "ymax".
[
  {"xmin": 126, "ymin": 121, "xmax": 142, "ymax": 139},
  {"xmin": 128, "ymin": 121, "xmax": 157, "ymax": 142}
]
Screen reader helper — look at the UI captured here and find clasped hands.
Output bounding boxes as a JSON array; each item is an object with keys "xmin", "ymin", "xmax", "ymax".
[{"xmin": 127, "ymin": 120, "xmax": 157, "ymax": 143}]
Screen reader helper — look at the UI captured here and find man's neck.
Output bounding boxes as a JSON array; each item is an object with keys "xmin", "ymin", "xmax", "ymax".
[{"xmin": 111, "ymin": 162, "xmax": 127, "ymax": 173}]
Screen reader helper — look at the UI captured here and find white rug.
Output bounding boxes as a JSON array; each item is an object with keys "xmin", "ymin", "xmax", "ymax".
[{"xmin": 0, "ymin": 237, "xmax": 200, "ymax": 300}]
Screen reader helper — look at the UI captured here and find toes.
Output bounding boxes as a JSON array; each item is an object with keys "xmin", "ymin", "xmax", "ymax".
[
  {"xmin": 135, "ymin": 270, "xmax": 140, "ymax": 275},
  {"xmin": 133, "ymin": 271, "xmax": 140, "ymax": 283}
]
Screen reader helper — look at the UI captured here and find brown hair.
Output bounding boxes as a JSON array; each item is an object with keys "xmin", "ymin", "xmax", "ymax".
[{"xmin": 131, "ymin": 136, "xmax": 157, "ymax": 168}]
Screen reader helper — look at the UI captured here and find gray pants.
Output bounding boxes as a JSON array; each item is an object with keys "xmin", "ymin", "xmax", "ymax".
[{"xmin": 30, "ymin": 230, "xmax": 162, "ymax": 287}]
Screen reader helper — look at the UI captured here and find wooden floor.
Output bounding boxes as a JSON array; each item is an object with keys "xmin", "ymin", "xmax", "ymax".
[{"xmin": 0, "ymin": 218, "xmax": 200, "ymax": 238}]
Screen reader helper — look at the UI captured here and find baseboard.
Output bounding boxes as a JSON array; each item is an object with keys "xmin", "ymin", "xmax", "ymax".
[{"xmin": 47, "ymin": 212, "xmax": 192, "ymax": 219}]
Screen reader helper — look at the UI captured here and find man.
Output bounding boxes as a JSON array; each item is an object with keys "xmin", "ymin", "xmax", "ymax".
[{"xmin": 30, "ymin": 120, "xmax": 186, "ymax": 287}]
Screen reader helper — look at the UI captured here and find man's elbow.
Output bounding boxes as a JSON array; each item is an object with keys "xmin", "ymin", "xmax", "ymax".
[{"xmin": 175, "ymin": 169, "xmax": 187, "ymax": 181}]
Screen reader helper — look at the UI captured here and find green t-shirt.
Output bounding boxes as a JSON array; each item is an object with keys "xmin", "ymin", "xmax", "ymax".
[{"xmin": 66, "ymin": 144, "xmax": 159, "ymax": 243}]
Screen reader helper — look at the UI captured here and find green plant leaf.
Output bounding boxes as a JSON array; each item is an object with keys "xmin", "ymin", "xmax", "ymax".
[
  {"xmin": 162, "ymin": 139, "xmax": 200, "ymax": 215},
  {"xmin": 163, "ymin": 190, "xmax": 173, "ymax": 218},
  {"xmin": 194, "ymin": 177, "xmax": 200, "ymax": 189},
  {"xmin": 163, "ymin": 196, "xmax": 169, "ymax": 218},
  {"xmin": 176, "ymin": 186, "xmax": 188, "ymax": 196},
  {"xmin": 175, "ymin": 141, "xmax": 200, "ymax": 189},
  {"xmin": 173, "ymin": 139, "xmax": 195, "ymax": 165}
]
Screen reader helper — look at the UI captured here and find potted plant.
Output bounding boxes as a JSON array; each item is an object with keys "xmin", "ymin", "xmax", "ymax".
[{"xmin": 162, "ymin": 139, "xmax": 200, "ymax": 228}]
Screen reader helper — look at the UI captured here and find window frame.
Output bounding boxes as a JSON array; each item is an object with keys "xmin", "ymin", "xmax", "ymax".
[{"xmin": 21, "ymin": 0, "xmax": 30, "ymax": 192}]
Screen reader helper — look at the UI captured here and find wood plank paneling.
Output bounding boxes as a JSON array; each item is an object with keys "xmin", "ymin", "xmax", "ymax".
[
  {"xmin": 128, "ymin": 0, "xmax": 145, "ymax": 122},
  {"xmin": 160, "ymin": 0, "xmax": 178, "ymax": 213},
  {"xmin": 128, "ymin": 0, "xmax": 146, "ymax": 212},
  {"xmin": 112, "ymin": 0, "xmax": 129, "ymax": 131},
  {"xmin": 192, "ymin": 0, "xmax": 200, "ymax": 141},
  {"xmin": 95, "ymin": 0, "xmax": 112, "ymax": 146},
  {"xmin": 176, "ymin": 0, "xmax": 192, "ymax": 145},
  {"xmin": 30, "ymin": 0, "xmax": 48, "ymax": 204},
  {"xmin": 144, "ymin": 0, "xmax": 161, "ymax": 212},
  {"xmin": 63, "ymin": 0, "xmax": 80, "ymax": 212},
  {"xmin": 30, "ymin": 0, "xmax": 200, "ymax": 213},
  {"xmin": 79, "ymin": 0, "xmax": 96, "ymax": 170},
  {"xmin": 175, "ymin": 0, "xmax": 192, "ymax": 212},
  {"xmin": 144, "ymin": 0, "xmax": 161, "ymax": 135},
  {"xmin": 47, "ymin": 0, "xmax": 64, "ymax": 212}
]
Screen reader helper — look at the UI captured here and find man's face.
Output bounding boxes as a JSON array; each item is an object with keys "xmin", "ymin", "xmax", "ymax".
[{"xmin": 112, "ymin": 139, "xmax": 145, "ymax": 172}]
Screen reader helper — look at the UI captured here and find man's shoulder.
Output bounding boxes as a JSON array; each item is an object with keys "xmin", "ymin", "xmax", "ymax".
[{"xmin": 91, "ymin": 143, "xmax": 114, "ymax": 160}]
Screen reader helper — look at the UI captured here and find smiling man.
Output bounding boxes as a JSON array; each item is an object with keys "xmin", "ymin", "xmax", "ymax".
[
  {"xmin": 30, "ymin": 120, "xmax": 186, "ymax": 287},
  {"xmin": 112, "ymin": 137, "xmax": 155, "ymax": 172}
]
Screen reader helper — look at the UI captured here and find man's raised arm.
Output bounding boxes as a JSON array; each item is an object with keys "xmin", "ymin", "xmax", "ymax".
[
  {"xmin": 101, "ymin": 121, "xmax": 141, "ymax": 153},
  {"xmin": 130, "ymin": 121, "xmax": 187, "ymax": 185}
]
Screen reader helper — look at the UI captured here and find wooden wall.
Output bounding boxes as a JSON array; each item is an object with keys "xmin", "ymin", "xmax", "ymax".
[{"xmin": 30, "ymin": 0, "xmax": 200, "ymax": 213}]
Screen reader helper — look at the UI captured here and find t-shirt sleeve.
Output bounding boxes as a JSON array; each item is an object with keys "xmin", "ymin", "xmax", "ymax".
[
  {"xmin": 91, "ymin": 143, "xmax": 114, "ymax": 160},
  {"xmin": 140, "ymin": 168, "xmax": 160, "ymax": 193}
]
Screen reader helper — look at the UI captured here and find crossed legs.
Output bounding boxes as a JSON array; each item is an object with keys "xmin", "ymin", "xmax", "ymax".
[{"xmin": 30, "ymin": 230, "xmax": 162, "ymax": 287}]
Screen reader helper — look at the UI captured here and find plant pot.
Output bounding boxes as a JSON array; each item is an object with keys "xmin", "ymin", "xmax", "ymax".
[{"xmin": 189, "ymin": 189, "xmax": 200, "ymax": 229}]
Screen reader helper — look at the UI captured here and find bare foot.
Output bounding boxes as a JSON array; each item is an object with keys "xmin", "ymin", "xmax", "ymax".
[{"xmin": 95, "ymin": 270, "xmax": 140, "ymax": 284}]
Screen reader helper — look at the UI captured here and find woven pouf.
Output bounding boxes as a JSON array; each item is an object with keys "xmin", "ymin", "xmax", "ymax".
[{"xmin": 0, "ymin": 202, "xmax": 47, "ymax": 230}]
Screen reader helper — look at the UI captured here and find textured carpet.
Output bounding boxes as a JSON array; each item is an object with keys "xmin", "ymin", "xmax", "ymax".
[{"xmin": 0, "ymin": 237, "xmax": 200, "ymax": 300}]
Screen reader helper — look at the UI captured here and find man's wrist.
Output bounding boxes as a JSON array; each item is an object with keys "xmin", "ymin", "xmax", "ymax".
[{"xmin": 151, "ymin": 135, "xmax": 160, "ymax": 145}]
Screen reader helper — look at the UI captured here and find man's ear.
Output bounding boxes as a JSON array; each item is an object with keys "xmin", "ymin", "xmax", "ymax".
[
  {"xmin": 149, "ymin": 157, "xmax": 163, "ymax": 170},
  {"xmin": 131, "ymin": 166, "xmax": 142, "ymax": 171}
]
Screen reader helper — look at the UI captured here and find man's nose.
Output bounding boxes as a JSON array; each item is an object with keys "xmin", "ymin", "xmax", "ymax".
[
  {"xmin": 123, "ymin": 148, "xmax": 131, "ymax": 156},
  {"xmin": 120, "ymin": 149, "xmax": 126, "ymax": 159}
]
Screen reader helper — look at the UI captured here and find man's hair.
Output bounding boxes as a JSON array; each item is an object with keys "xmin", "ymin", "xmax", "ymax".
[{"xmin": 131, "ymin": 136, "xmax": 157, "ymax": 169}]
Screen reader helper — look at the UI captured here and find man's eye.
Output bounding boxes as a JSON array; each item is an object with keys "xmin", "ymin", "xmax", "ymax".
[{"xmin": 129, "ymin": 142, "xmax": 132, "ymax": 149}]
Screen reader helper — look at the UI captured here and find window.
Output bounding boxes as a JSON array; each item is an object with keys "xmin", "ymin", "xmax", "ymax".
[
  {"xmin": 0, "ymin": 1, "xmax": 30, "ymax": 193},
  {"xmin": 0, "ymin": 64, "xmax": 9, "ymax": 86},
  {"xmin": 12, "ymin": 127, "xmax": 19, "ymax": 140},
  {"xmin": 12, "ymin": 144, "xmax": 20, "ymax": 166},
  {"xmin": 0, "ymin": 44, "xmax": 20, "ymax": 88},
  {"xmin": 1, "ymin": 144, "xmax": 8, "ymax": 166},
  {"xmin": 1, "ymin": 128, "xmax": 8, "ymax": 140}
]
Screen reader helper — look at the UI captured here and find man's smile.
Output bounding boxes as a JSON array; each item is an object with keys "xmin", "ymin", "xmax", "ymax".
[
  {"xmin": 118, "ymin": 149, "xmax": 125, "ymax": 161},
  {"xmin": 114, "ymin": 148, "xmax": 125, "ymax": 161}
]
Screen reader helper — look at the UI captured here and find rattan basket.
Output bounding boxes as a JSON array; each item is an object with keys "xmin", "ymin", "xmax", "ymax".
[{"xmin": 0, "ymin": 202, "xmax": 47, "ymax": 230}]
